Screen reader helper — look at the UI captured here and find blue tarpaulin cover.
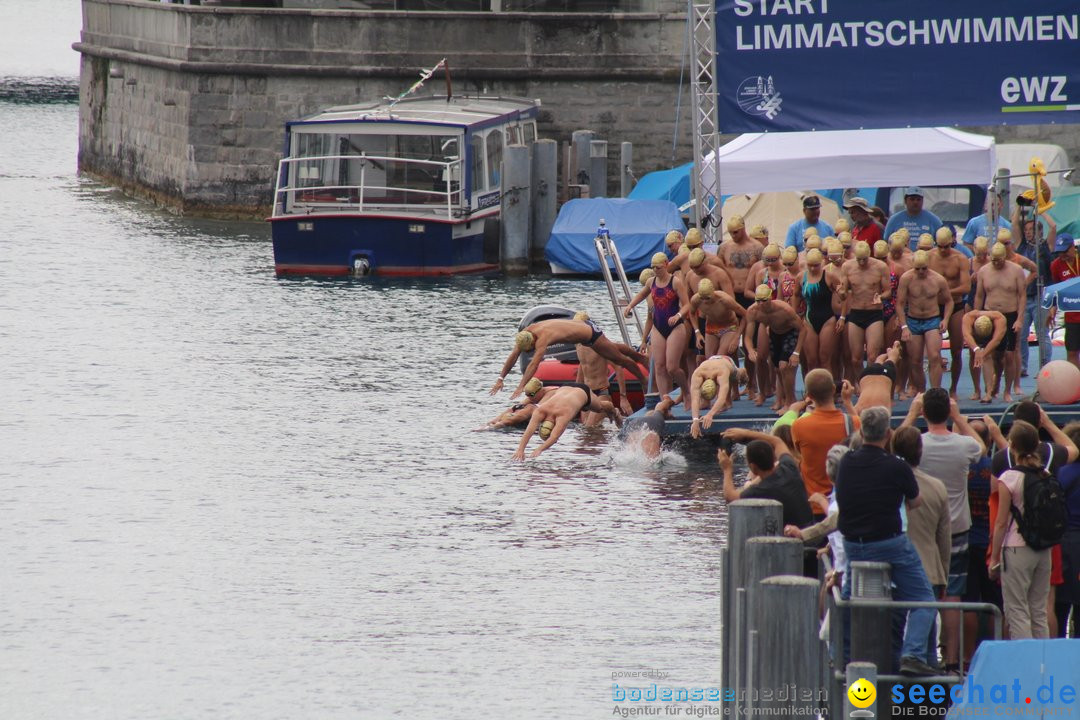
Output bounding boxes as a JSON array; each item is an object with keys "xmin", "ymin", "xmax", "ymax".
[
  {"xmin": 628, "ymin": 163, "xmax": 694, "ymax": 208},
  {"xmin": 946, "ymin": 639, "xmax": 1080, "ymax": 717},
  {"xmin": 545, "ymin": 198, "xmax": 684, "ymax": 275}
]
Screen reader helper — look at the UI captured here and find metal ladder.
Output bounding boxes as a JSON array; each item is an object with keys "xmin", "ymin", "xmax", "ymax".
[{"xmin": 593, "ymin": 225, "xmax": 644, "ymax": 347}]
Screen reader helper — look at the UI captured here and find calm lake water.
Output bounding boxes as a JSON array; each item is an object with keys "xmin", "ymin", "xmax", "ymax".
[{"xmin": 0, "ymin": 76, "xmax": 731, "ymax": 717}]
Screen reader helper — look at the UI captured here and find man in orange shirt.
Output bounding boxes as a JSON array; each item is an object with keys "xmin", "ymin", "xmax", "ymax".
[{"xmin": 791, "ymin": 369, "xmax": 860, "ymax": 507}]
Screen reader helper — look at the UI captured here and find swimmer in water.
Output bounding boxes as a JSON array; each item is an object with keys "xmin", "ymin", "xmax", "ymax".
[
  {"xmin": 689, "ymin": 355, "xmax": 750, "ymax": 438},
  {"xmin": 476, "ymin": 377, "xmax": 548, "ymax": 431}
]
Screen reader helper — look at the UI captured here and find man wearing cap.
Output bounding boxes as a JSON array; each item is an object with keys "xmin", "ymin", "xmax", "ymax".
[
  {"xmin": 929, "ymin": 227, "xmax": 973, "ymax": 398},
  {"xmin": 687, "ymin": 248, "xmax": 737, "ymax": 306},
  {"xmin": 573, "ymin": 312, "xmax": 633, "ymax": 425},
  {"xmin": 785, "ymin": 195, "xmax": 834, "ymax": 252},
  {"xmin": 960, "ymin": 311, "xmax": 1008, "ymax": 402},
  {"xmin": 844, "ymin": 196, "xmax": 884, "ymax": 244},
  {"xmin": 839, "ymin": 240, "xmax": 891, "ymax": 375},
  {"xmin": 720, "ymin": 215, "xmax": 764, "ymax": 312},
  {"xmin": 688, "ymin": 355, "xmax": 748, "ymax": 436},
  {"xmin": 884, "ymin": 187, "xmax": 943, "ymax": 250},
  {"xmin": 974, "ymin": 243, "xmax": 1027, "ymax": 402},
  {"xmin": 1010, "ymin": 204, "xmax": 1057, "ymax": 378},
  {"xmin": 1049, "ymin": 232, "xmax": 1080, "ymax": 368},
  {"xmin": 743, "ymin": 284, "xmax": 806, "ymax": 413},
  {"xmin": 683, "ymin": 278, "xmax": 745, "ymax": 360},
  {"xmin": 493, "ymin": 318, "xmax": 649, "ymax": 398},
  {"xmin": 749, "ymin": 224, "xmax": 771, "ymax": 247},
  {"xmin": 510, "ymin": 383, "xmax": 623, "ymax": 461},
  {"xmin": 896, "ymin": 250, "xmax": 952, "ymax": 392}
]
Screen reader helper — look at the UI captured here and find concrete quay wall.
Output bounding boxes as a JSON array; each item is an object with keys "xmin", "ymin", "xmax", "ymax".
[{"xmin": 76, "ymin": 0, "xmax": 693, "ymax": 218}]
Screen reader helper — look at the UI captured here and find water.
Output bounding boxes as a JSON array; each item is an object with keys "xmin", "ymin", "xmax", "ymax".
[{"xmin": 0, "ymin": 72, "xmax": 731, "ymax": 719}]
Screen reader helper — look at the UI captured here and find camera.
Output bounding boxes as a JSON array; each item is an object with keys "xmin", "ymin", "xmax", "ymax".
[
  {"xmin": 1016, "ymin": 194, "xmax": 1034, "ymax": 207},
  {"xmin": 719, "ymin": 436, "xmax": 735, "ymax": 454}
]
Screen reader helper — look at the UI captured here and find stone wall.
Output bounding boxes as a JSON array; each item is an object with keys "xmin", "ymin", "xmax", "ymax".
[
  {"xmin": 76, "ymin": 0, "xmax": 693, "ymax": 218},
  {"xmin": 76, "ymin": 0, "xmax": 1080, "ymax": 219}
]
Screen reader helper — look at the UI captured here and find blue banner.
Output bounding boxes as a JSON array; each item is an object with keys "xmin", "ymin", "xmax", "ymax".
[{"xmin": 715, "ymin": 1, "xmax": 1080, "ymax": 132}]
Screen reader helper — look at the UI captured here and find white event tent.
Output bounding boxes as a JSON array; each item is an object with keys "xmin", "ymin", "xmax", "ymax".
[{"xmin": 701, "ymin": 127, "xmax": 997, "ymax": 196}]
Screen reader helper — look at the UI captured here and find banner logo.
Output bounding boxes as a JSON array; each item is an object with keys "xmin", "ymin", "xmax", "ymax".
[{"xmin": 736, "ymin": 75, "xmax": 783, "ymax": 119}]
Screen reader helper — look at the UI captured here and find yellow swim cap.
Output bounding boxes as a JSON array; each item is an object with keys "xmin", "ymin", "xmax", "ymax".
[
  {"xmin": 974, "ymin": 236, "xmax": 989, "ymax": 253},
  {"xmin": 750, "ymin": 224, "xmax": 769, "ymax": 240},
  {"xmin": 997, "ymin": 228, "xmax": 1012, "ymax": 243},
  {"xmin": 698, "ymin": 278, "xmax": 715, "ymax": 298},
  {"xmin": 913, "ymin": 250, "xmax": 929, "ymax": 269},
  {"xmin": 573, "ymin": 310, "xmax": 590, "ymax": 323},
  {"xmin": 833, "ymin": 218, "xmax": 851, "ymax": 233},
  {"xmin": 805, "ymin": 236, "xmax": 823, "ymax": 251},
  {"xmin": 677, "ymin": 244, "xmax": 689, "ymax": 256},
  {"xmin": 935, "ymin": 226, "xmax": 954, "ymax": 245},
  {"xmin": 806, "ymin": 248, "xmax": 824, "ymax": 265},
  {"xmin": 826, "ymin": 238, "xmax": 843, "ymax": 256},
  {"xmin": 873, "ymin": 240, "xmax": 888, "ymax": 259},
  {"xmin": 804, "ymin": 227, "xmax": 820, "ymax": 240},
  {"xmin": 763, "ymin": 243, "xmax": 781, "ymax": 260},
  {"xmin": 889, "ymin": 233, "xmax": 907, "ymax": 251},
  {"xmin": 538, "ymin": 419, "xmax": 555, "ymax": 439},
  {"xmin": 651, "ymin": 252, "xmax": 669, "ymax": 268},
  {"xmin": 782, "ymin": 246, "xmax": 799, "ymax": 263},
  {"xmin": 524, "ymin": 377, "xmax": 543, "ymax": 396},
  {"xmin": 854, "ymin": 241, "xmax": 871, "ymax": 260},
  {"xmin": 974, "ymin": 315, "xmax": 993, "ymax": 339},
  {"xmin": 896, "ymin": 227, "xmax": 910, "ymax": 241},
  {"xmin": 515, "ymin": 330, "xmax": 535, "ymax": 351},
  {"xmin": 665, "ymin": 229, "xmax": 684, "ymax": 246},
  {"xmin": 991, "ymin": 242, "xmax": 1007, "ymax": 260},
  {"xmin": 838, "ymin": 231, "xmax": 853, "ymax": 248},
  {"xmin": 755, "ymin": 284, "xmax": 772, "ymax": 302},
  {"xmin": 685, "ymin": 228, "xmax": 704, "ymax": 247},
  {"xmin": 917, "ymin": 234, "xmax": 934, "ymax": 251},
  {"xmin": 688, "ymin": 247, "xmax": 706, "ymax": 268},
  {"xmin": 701, "ymin": 378, "xmax": 718, "ymax": 401},
  {"xmin": 639, "ymin": 268, "xmax": 655, "ymax": 285},
  {"xmin": 727, "ymin": 215, "xmax": 745, "ymax": 232}
]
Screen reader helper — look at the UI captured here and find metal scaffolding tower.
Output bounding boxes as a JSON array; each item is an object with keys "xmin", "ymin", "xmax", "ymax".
[{"xmin": 688, "ymin": 0, "xmax": 722, "ymax": 244}]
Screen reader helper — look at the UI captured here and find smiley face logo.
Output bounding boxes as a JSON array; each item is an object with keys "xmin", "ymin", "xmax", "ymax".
[{"xmin": 848, "ymin": 678, "xmax": 876, "ymax": 709}]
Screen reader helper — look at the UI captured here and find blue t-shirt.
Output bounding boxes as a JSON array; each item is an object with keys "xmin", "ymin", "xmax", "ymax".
[
  {"xmin": 884, "ymin": 210, "xmax": 943, "ymax": 249},
  {"xmin": 1055, "ymin": 461, "xmax": 1080, "ymax": 530},
  {"xmin": 785, "ymin": 218, "xmax": 835, "ymax": 251},
  {"xmin": 961, "ymin": 214, "xmax": 1012, "ymax": 247}
]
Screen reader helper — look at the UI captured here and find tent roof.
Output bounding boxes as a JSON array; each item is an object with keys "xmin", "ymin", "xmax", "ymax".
[{"xmin": 704, "ymin": 127, "xmax": 996, "ymax": 196}]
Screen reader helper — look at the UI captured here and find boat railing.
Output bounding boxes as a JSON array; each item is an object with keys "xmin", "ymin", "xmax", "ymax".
[{"xmin": 272, "ymin": 153, "xmax": 466, "ymax": 219}]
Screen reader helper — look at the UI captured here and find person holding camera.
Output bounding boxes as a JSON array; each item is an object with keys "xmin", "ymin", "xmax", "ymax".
[
  {"xmin": 716, "ymin": 427, "xmax": 813, "ymax": 529},
  {"xmin": 1010, "ymin": 197, "xmax": 1057, "ymax": 378}
]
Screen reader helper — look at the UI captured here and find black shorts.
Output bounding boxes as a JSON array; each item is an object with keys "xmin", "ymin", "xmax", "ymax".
[
  {"xmin": 769, "ymin": 328, "xmax": 799, "ymax": 366},
  {"xmin": 848, "ymin": 308, "xmax": 884, "ymax": 330},
  {"xmin": 1066, "ymin": 322, "xmax": 1080, "ymax": 352},
  {"xmin": 961, "ymin": 544, "xmax": 1003, "ymax": 607},
  {"xmin": 1000, "ymin": 311, "xmax": 1019, "ymax": 352},
  {"xmin": 860, "ymin": 360, "xmax": 896, "ymax": 384},
  {"xmin": 736, "ymin": 295, "xmax": 754, "ymax": 311}
]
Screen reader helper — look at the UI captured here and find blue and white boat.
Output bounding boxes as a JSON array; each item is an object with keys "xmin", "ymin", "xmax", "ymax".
[{"xmin": 270, "ymin": 95, "xmax": 540, "ymax": 276}]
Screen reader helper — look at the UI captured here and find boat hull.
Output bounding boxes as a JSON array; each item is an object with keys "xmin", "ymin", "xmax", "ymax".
[{"xmin": 271, "ymin": 214, "xmax": 498, "ymax": 277}]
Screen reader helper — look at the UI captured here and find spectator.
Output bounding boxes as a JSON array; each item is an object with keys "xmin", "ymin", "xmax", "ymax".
[
  {"xmin": 717, "ymin": 428, "xmax": 813, "ymax": 529},
  {"xmin": 884, "ymin": 187, "xmax": 943, "ymax": 250},
  {"xmin": 990, "ymin": 400, "xmax": 1078, "ymax": 478},
  {"xmin": 962, "ymin": 417, "xmax": 1004, "ymax": 655},
  {"xmin": 962, "ymin": 191, "xmax": 1011, "ymax": 250},
  {"xmin": 898, "ymin": 388, "xmax": 984, "ymax": 672},
  {"xmin": 870, "ymin": 205, "xmax": 889, "ymax": 226},
  {"xmin": 844, "ymin": 197, "xmax": 884, "ymax": 244},
  {"xmin": 785, "ymin": 195, "xmax": 834, "ymax": 252},
  {"xmin": 1048, "ymin": 232, "xmax": 1080, "ymax": 369},
  {"xmin": 989, "ymin": 421, "xmax": 1053, "ymax": 639},
  {"xmin": 1055, "ymin": 422, "xmax": 1080, "ymax": 638},
  {"xmin": 791, "ymin": 369, "xmax": 859, "ymax": 506},
  {"xmin": 836, "ymin": 406, "xmax": 938, "ymax": 676},
  {"xmin": 893, "ymin": 426, "xmax": 951, "ymax": 665},
  {"xmin": 1010, "ymin": 206, "xmax": 1056, "ymax": 377}
]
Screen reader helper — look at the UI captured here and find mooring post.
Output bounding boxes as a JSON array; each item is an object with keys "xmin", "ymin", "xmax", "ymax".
[
  {"xmin": 722, "ymin": 499, "xmax": 782, "ymax": 694},
  {"xmin": 570, "ymin": 130, "xmax": 594, "ymax": 195},
  {"xmin": 500, "ymin": 144, "xmax": 530, "ymax": 275},
  {"xmin": 620, "ymin": 142, "xmax": 633, "ymax": 197},
  {"xmin": 589, "ymin": 139, "xmax": 608, "ymax": 199},
  {"xmin": 530, "ymin": 139, "xmax": 557, "ymax": 269},
  {"xmin": 845, "ymin": 662, "xmax": 878, "ymax": 720},
  {"xmin": 754, "ymin": 576, "xmax": 821, "ymax": 716},
  {"xmin": 738, "ymin": 537, "xmax": 804, "ymax": 715},
  {"xmin": 848, "ymin": 561, "xmax": 893, "ymax": 717}
]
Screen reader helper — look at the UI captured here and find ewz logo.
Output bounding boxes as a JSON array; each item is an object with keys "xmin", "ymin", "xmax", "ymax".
[{"xmin": 1000, "ymin": 76, "xmax": 1068, "ymax": 104}]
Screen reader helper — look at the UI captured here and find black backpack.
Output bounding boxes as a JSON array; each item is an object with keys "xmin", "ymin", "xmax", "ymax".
[{"xmin": 1009, "ymin": 466, "xmax": 1068, "ymax": 551}]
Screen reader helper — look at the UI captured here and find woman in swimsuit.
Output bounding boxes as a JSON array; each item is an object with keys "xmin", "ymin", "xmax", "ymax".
[
  {"xmin": 800, "ymin": 248, "xmax": 842, "ymax": 378},
  {"xmin": 625, "ymin": 252, "xmax": 692, "ymax": 401}
]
